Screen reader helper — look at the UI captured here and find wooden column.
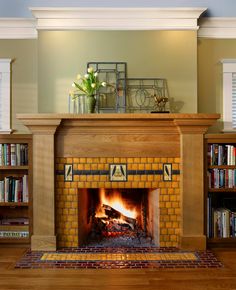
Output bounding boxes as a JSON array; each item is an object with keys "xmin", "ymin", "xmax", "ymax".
[
  {"xmin": 175, "ymin": 119, "xmax": 216, "ymax": 250},
  {"xmin": 17, "ymin": 116, "xmax": 61, "ymax": 251}
]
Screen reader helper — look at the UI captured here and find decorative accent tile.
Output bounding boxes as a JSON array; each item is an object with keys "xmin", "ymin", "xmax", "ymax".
[
  {"xmin": 110, "ymin": 164, "xmax": 127, "ymax": 181},
  {"xmin": 41, "ymin": 252, "xmax": 197, "ymax": 261},
  {"xmin": 64, "ymin": 164, "xmax": 73, "ymax": 181},
  {"xmin": 163, "ymin": 163, "xmax": 172, "ymax": 181}
]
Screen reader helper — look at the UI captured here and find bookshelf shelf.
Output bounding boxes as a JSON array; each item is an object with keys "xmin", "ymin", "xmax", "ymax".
[
  {"xmin": 0, "ymin": 134, "xmax": 32, "ymax": 245},
  {"xmin": 0, "ymin": 202, "xmax": 29, "ymax": 207},
  {"xmin": 0, "ymin": 237, "xmax": 30, "ymax": 243},
  {"xmin": 208, "ymin": 165, "xmax": 236, "ymax": 169},
  {"xmin": 0, "ymin": 166, "xmax": 29, "ymax": 170},
  {"xmin": 208, "ymin": 188, "xmax": 236, "ymax": 193},
  {"xmin": 205, "ymin": 133, "xmax": 236, "ymax": 247}
]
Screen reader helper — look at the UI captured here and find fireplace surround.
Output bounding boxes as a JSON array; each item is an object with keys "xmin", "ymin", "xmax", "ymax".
[{"xmin": 17, "ymin": 113, "xmax": 220, "ymax": 251}]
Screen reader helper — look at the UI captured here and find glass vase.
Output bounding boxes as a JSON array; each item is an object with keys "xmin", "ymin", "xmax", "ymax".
[{"xmin": 86, "ymin": 95, "xmax": 96, "ymax": 113}]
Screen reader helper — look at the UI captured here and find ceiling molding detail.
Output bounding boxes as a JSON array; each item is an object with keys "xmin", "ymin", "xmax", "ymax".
[
  {"xmin": 0, "ymin": 18, "xmax": 37, "ymax": 39},
  {"xmin": 198, "ymin": 17, "xmax": 236, "ymax": 38},
  {"xmin": 29, "ymin": 7, "xmax": 207, "ymax": 31}
]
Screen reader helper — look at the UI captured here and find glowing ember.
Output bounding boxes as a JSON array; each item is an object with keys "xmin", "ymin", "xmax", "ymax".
[{"xmin": 96, "ymin": 188, "xmax": 137, "ymax": 219}]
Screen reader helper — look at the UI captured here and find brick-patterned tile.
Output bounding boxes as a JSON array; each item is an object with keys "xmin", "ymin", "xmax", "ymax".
[{"xmin": 15, "ymin": 247, "xmax": 223, "ymax": 269}]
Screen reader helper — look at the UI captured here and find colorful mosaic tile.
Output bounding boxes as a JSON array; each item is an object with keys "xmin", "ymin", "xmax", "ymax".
[
  {"xmin": 41, "ymin": 252, "xmax": 197, "ymax": 261},
  {"xmin": 15, "ymin": 247, "xmax": 223, "ymax": 269}
]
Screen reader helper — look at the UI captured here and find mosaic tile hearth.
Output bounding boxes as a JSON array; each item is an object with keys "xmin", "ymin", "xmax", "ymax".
[{"xmin": 15, "ymin": 247, "xmax": 223, "ymax": 269}]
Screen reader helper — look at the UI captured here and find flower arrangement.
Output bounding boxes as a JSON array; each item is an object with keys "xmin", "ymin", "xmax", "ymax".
[{"xmin": 71, "ymin": 67, "xmax": 106, "ymax": 98}]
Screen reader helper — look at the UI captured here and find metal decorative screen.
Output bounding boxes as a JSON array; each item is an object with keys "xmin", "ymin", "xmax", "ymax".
[
  {"xmin": 126, "ymin": 78, "xmax": 169, "ymax": 113},
  {"xmin": 87, "ymin": 62, "xmax": 127, "ymax": 113}
]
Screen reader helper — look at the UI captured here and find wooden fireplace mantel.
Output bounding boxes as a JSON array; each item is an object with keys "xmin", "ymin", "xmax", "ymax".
[{"xmin": 17, "ymin": 113, "xmax": 220, "ymax": 251}]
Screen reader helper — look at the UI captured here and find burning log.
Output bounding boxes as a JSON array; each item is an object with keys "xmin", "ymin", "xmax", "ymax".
[{"xmin": 102, "ymin": 204, "xmax": 136, "ymax": 230}]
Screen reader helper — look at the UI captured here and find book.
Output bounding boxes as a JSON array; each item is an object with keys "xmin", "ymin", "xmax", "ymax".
[
  {"xmin": 0, "ymin": 144, "xmax": 3, "ymax": 166},
  {"xmin": 0, "ymin": 180, "xmax": 4, "ymax": 202},
  {"xmin": 22, "ymin": 175, "xmax": 28, "ymax": 202},
  {"xmin": 0, "ymin": 225, "xmax": 28, "ymax": 231},
  {"xmin": 16, "ymin": 144, "xmax": 21, "ymax": 166},
  {"xmin": 10, "ymin": 144, "xmax": 16, "ymax": 166},
  {"xmin": 0, "ymin": 231, "xmax": 29, "ymax": 238},
  {"xmin": 0, "ymin": 218, "xmax": 29, "ymax": 225}
]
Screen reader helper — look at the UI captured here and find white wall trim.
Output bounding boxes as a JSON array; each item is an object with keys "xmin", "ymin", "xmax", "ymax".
[
  {"xmin": 5, "ymin": 9, "xmax": 236, "ymax": 39},
  {"xmin": 221, "ymin": 59, "xmax": 236, "ymax": 132},
  {"xmin": 198, "ymin": 17, "xmax": 236, "ymax": 39},
  {"xmin": 0, "ymin": 59, "xmax": 12, "ymax": 134},
  {"xmin": 29, "ymin": 7, "xmax": 206, "ymax": 31},
  {"xmin": 0, "ymin": 18, "xmax": 37, "ymax": 39}
]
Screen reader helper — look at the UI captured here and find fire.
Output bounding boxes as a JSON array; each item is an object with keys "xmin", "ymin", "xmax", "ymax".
[{"xmin": 96, "ymin": 188, "xmax": 137, "ymax": 219}]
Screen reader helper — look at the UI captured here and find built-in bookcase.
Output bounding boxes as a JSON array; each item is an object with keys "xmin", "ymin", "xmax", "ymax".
[
  {"xmin": 205, "ymin": 133, "xmax": 236, "ymax": 247},
  {"xmin": 0, "ymin": 134, "xmax": 32, "ymax": 244}
]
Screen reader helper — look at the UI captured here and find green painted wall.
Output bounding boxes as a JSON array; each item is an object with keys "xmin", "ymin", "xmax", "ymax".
[
  {"xmin": 0, "ymin": 39, "xmax": 37, "ymax": 133},
  {"xmin": 198, "ymin": 38, "xmax": 236, "ymax": 115},
  {"xmin": 197, "ymin": 38, "xmax": 236, "ymax": 131},
  {"xmin": 38, "ymin": 30, "xmax": 197, "ymax": 113}
]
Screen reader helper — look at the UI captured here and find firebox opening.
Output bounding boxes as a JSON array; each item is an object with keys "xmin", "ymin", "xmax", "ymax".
[{"xmin": 78, "ymin": 188, "xmax": 159, "ymax": 247}]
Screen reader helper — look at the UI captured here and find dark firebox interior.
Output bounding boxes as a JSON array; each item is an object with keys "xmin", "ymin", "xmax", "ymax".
[{"xmin": 78, "ymin": 188, "xmax": 158, "ymax": 247}]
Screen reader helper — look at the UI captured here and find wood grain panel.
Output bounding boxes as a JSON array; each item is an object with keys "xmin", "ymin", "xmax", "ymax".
[{"xmin": 56, "ymin": 133, "xmax": 180, "ymax": 157}]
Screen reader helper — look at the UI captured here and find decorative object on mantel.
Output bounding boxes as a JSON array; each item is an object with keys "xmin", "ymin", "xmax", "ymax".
[
  {"xmin": 87, "ymin": 62, "xmax": 127, "ymax": 113},
  {"xmin": 68, "ymin": 62, "xmax": 170, "ymax": 114},
  {"xmin": 152, "ymin": 94, "xmax": 170, "ymax": 113},
  {"xmin": 70, "ymin": 67, "xmax": 106, "ymax": 113},
  {"xmin": 126, "ymin": 78, "xmax": 169, "ymax": 113}
]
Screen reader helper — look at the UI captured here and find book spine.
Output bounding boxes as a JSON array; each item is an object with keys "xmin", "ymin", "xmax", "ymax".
[
  {"xmin": 22, "ymin": 175, "xmax": 28, "ymax": 203},
  {"xmin": 0, "ymin": 144, "xmax": 2, "ymax": 166},
  {"xmin": 0, "ymin": 231, "xmax": 29, "ymax": 238},
  {"xmin": 10, "ymin": 144, "xmax": 16, "ymax": 166},
  {"xmin": 0, "ymin": 180, "xmax": 4, "ymax": 202},
  {"xmin": 16, "ymin": 144, "xmax": 21, "ymax": 166}
]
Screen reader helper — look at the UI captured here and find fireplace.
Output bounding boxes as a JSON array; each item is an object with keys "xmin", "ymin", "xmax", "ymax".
[
  {"xmin": 76, "ymin": 188, "xmax": 159, "ymax": 247},
  {"xmin": 17, "ymin": 113, "xmax": 220, "ymax": 251},
  {"xmin": 55, "ymin": 156, "xmax": 180, "ymax": 248}
]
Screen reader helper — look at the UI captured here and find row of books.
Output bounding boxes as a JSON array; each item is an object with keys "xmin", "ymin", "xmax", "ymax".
[
  {"xmin": 0, "ymin": 218, "xmax": 29, "ymax": 238},
  {"xmin": 0, "ymin": 175, "xmax": 28, "ymax": 203},
  {"xmin": 0, "ymin": 217, "xmax": 29, "ymax": 225},
  {"xmin": 208, "ymin": 144, "xmax": 236, "ymax": 166},
  {"xmin": 208, "ymin": 169, "xmax": 236, "ymax": 189},
  {"xmin": 207, "ymin": 197, "xmax": 236, "ymax": 238},
  {"xmin": 0, "ymin": 143, "xmax": 28, "ymax": 166},
  {"xmin": 0, "ymin": 231, "xmax": 29, "ymax": 238}
]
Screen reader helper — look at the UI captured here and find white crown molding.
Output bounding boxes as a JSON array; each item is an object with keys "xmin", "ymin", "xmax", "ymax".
[
  {"xmin": 29, "ymin": 7, "xmax": 207, "ymax": 31},
  {"xmin": 0, "ymin": 18, "xmax": 37, "ymax": 39},
  {"xmin": 198, "ymin": 17, "xmax": 236, "ymax": 38}
]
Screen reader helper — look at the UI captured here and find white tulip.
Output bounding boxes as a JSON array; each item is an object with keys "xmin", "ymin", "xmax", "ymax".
[
  {"xmin": 102, "ymin": 82, "xmax": 106, "ymax": 87},
  {"xmin": 87, "ymin": 67, "xmax": 94, "ymax": 73},
  {"xmin": 91, "ymin": 83, "xmax": 96, "ymax": 88},
  {"xmin": 94, "ymin": 72, "xmax": 98, "ymax": 77},
  {"xmin": 76, "ymin": 74, "xmax": 81, "ymax": 80},
  {"xmin": 72, "ymin": 83, "xmax": 76, "ymax": 87},
  {"xmin": 84, "ymin": 74, "xmax": 89, "ymax": 79}
]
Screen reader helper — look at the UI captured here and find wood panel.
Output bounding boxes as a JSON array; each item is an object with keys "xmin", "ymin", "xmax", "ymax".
[
  {"xmin": 56, "ymin": 133, "xmax": 180, "ymax": 157},
  {"xmin": 179, "ymin": 133, "xmax": 206, "ymax": 250}
]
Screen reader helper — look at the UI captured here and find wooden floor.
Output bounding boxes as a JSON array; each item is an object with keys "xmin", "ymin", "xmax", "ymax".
[{"xmin": 0, "ymin": 247, "xmax": 236, "ymax": 290}]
